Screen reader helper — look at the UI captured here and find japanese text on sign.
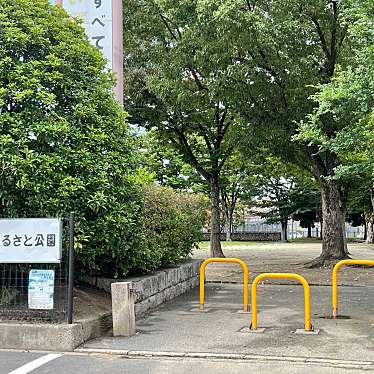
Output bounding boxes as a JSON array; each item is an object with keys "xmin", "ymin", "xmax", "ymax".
[
  {"xmin": 28, "ymin": 269, "xmax": 55, "ymax": 310},
  {"xmin": 0, "ymin": 219, "xmax": 62, "ymax": 263},
  {"xmin": 62, "ymin": 0, "xmax": 113, "ymax": 68}
]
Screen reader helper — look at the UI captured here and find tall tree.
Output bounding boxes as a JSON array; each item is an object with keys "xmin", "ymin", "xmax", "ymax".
[
  {"xmin": 124, "ymin": 0, "xmax": 240, "ymax": 257},
  {"xmin": 297, "ymin": 0, "xmax": 374, "ymax": 246},
  {"xmin": 196, "ymin": 0, "xmax": 355, "ymax": 265}
]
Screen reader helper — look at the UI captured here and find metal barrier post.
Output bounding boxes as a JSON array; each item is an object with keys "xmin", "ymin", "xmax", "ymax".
[
  {"xmin": 251, "ymin": 273, "xmax": 311, "ymax": 331},
  {"xmin": 332, "ymin": 259, "xmax": 374, "ymax": 318},
  {"xmin": 200, "ymin": 258, "xmax": 249, "ymax": 312},
  {"xmin": 67, "ymin": 212, "xmax": 75, "ymax": 324}
]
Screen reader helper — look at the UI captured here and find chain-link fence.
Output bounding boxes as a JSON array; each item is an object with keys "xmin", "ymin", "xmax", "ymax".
[
  {"xmin": 0, "ymin": 217, "xmax": 73, "ymax": 323},
  {"xmin": 0, "ymin": 251, "xmax": 69, "ymax": 323}
]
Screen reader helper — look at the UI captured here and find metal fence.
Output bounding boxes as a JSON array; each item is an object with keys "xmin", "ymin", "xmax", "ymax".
[
  {"xmin": 204, "ymin": 219, "xmax": 366, "ymax": 240},
  {"xmin": 0, "ymin": 215, "xmax": 74, "ymax": 323},
  {"xmin": 0, "ymin": 255, "xmax": 68, "ymax": 322}
]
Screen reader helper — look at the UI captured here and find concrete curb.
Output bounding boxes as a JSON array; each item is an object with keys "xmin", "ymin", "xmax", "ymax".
[
  {"xmin": 0, "ymin": 312, "xmax": 112, "ymax": 352},
  {"xmin": 74, "ymin": 348, "xmax": 374, "ymax": 369}
]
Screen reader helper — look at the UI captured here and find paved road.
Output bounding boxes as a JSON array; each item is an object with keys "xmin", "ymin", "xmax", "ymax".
[{"xmin": 1, "ymin": 351, "xmax": 372, "ymax": 374}]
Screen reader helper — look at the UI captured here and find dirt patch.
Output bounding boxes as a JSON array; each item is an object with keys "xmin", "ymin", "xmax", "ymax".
[{"xmin": 74, "ymin": 284, "xmax": 112, "ymax": 321}]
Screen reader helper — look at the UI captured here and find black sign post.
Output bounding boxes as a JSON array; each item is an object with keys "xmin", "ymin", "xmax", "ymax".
[{"xmin": 67, "ymin": 212, "xmax": 75, "ymax": 324}]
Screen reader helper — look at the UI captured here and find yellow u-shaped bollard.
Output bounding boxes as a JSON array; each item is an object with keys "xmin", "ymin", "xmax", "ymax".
[
  {"xmin": 200, "ymin": 258, "xmax": 249, "ymax": 312},
  {"xmin": 251, "ymin": 273, "xmax": 312, "ymax": 331},
  {"xmin": 332, "ymin": 259, "xmax": 374, "ymax": 318}
]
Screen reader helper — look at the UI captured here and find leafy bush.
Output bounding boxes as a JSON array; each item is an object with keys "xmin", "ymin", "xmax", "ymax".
[
  {"xmin": 77, "ymin": 184, "xmax": 207, "ymax": 277},
  {"xmin": 0, "ymin": 0, "xmax": 208, "ymax": 278},
  {"xmin": 140, "ymin": 185, "xmax": 208, "ymax": 273},
  {"xmin": 0, "ymin": 0, "xmax": 143, "ymax": 277}
]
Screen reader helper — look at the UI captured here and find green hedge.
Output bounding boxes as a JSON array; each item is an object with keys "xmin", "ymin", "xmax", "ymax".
[
  {"xmin": 142, "ymin": 185, "xmax": 208, "ymax": 271},
  {"xmin": 76, "ymin": 185, "xmax": 208, "ymax": 277}
]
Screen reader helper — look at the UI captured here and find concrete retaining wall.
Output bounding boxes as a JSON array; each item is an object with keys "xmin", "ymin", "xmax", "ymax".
[
  {"xmin": 0, "ymin": 312, "xmax": 112, "ymax": 352},
  {"xmin": 81, "ymin": 260, "xmax": 202, "ymax": 319}
]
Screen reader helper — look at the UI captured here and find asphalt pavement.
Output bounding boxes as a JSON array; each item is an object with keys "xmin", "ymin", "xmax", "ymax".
[
  {"xmin": 1, "ymin": 351, "xmax": 373, "ymax": 374},
  {"xmin": 3, "ymin": 281, "xmax": 374, "ymax": 373},
  {"xmin": 82, "ymin": 283, "xmax": 374, "ymax": 362}
]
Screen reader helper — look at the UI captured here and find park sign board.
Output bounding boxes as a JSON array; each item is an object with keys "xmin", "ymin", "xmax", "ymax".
[
  {"xmin": 50, "ymin": 0, "xmax": 124, "ymax": 105},
  {"xmin": 61, "ymin": 0, "xmax": 114, "ymax": 69},
  {"xmin": 0, "ymin": 219, "xmax": 62, "ymax": 263}
]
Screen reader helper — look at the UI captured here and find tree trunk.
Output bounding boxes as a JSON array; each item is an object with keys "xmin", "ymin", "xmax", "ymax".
[
  {"xmin": 306, "ymin": 179, "xmax": 348, "ymax": 267},
  {"xmin": 307, "ymin": 225, "xmax": 312, "ymax": 238},
  {"xmin": 280, "ymin": 219, "xmax": 288, "ymax": 242},
  {"xmin": 210, "ymin": 174, "xmax": 225, "ymax": 257},
  {"xmin": 366, "ymin": 190, "xmax": 374, "ymax": 244},
  {"xmin": 365, "ymin": 212, "xmax": 374, "ymax": 244}
]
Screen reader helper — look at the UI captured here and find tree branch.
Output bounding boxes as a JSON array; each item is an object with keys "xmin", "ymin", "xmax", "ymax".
[
  {"xmin": 306, "ymin": 144, "xmax": 327, "ymax": 178},
  {"xmin": 309, "ymin": 15, "xmax": 331, "ymax": 60},
  {"xmin": 159, "ymin": 13, "xmax": 178, "ymax": 41},
  {"xmin": 198, "ymin": 124, "xmax": 214, "ymax": 156},
  {"xmin": 169, "ymin": 127, "xmax": 211, "ymax": 180},
  {"xmin": 188, "ymin": 66, "xmax": 209, "ymax": 91}
]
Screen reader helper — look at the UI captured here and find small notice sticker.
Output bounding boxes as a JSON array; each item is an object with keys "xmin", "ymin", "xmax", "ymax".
[{"xmin": 28, "ymin": 269, "xmax": 55, "ymax": 310}]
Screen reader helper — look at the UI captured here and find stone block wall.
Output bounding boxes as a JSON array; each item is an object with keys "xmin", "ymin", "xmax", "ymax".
[{"xmin": 81, "ymin": 260, "xmax": 201, "ymax": 319}]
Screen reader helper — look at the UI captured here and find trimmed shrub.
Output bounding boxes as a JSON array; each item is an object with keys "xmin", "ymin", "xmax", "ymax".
[
  {"xmin": 76, "ymin": 184, "xmax": 208, "ymax": 277},
  {"xmin": 140, "ymin": 185, "xmax": 208, "ymax": 273}
]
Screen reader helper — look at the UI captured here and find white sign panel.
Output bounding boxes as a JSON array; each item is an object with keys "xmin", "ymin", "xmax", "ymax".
[
  {"xmin": 62, "ymin": 0, "xmax": 113, "ymax": 68},
  {"xmin": 28, "ymin": 269, "xmax": 55, "ymax": 310},
  {"xmin": 0, "ymin": 219, "xmax": 62, "ymax": 263}
]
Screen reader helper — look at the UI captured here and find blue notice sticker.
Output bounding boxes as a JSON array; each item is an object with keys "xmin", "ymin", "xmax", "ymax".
[{"xmin": 28, "ymin": 269, "xmax": 55, "ymax": 310}]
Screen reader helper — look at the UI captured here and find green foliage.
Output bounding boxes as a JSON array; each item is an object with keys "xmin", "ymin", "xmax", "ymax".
[
  {"xmin": 296, "ymin": 1, "xmax": 374, "ymax": 179},
  {"xmin": 247, "ymin": 157, "xmax": 320, "ymax": 226},
  {"xmin": 0, "ymin": 0, "xmax": 218, "ymax": 277},
  {"xmin": 142, "ymin": 185, "xmax": 208, "ymax": 269},
  {"xmin": 125, "ymin": 0, "xmax": 238, "ymax": 180},
  {"xmin": 140, "ymin": 130, "xmax": 204, "ymax": 191},
  {"xmin": 0, "ymin": 0, "xmax": 140, "ymax": 278}
]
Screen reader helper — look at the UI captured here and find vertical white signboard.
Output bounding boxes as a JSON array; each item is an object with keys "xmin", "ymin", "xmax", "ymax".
[
  {"xmin": 57, "ymin": 0, "xmax": 124, "ymax": 105},
  {"xmin": 62, "ymin": 0, "xmax": 113, "ymax": 68}
]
